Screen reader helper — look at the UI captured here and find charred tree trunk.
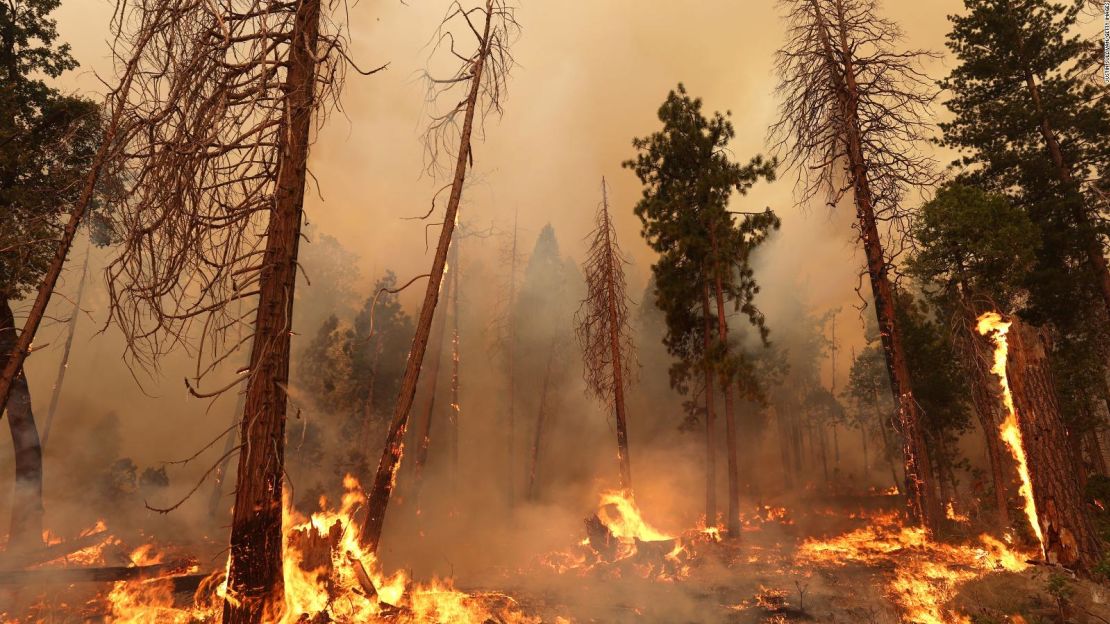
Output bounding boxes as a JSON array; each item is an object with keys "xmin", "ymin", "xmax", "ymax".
[
  {"xmin": 360, "ymin": 4, "xmax": 495, "ymax": 554},
  {"xmin": 41, "ymin": 245, "xmax": 89, "ymax": 449},
  {"xmin": 814, "ymin": 8, "xmax": 940, "ymax": 529},
  {"xmin": 965, "ymin": 327, "xmax": 1013, "ymax": 528},
  {"xmin": 702, "ymin": 287, "xmax": 717, "ymax": 526},
  {"xmin": 0, "ymin": 298, "xmax": 44, "ymax": 552},
  {"xmin": 526, "ymin": 338, "xmax": 557, "ymax": 501},
  {"xmin": 408, "ymin": 268, "xmax": 453, "ymax": 509},
  {"xmin": 1006, "ymin": 321, "xmax": 1103, "ymax": 572},
  {"xmin": 221, "ymin": 0, "xmax": 320, "ymax": 619}
]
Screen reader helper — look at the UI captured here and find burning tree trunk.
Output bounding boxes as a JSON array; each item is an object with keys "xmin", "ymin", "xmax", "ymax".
[
  {"xmin": 772, "ymin": 0, "xmax": 942, "ymax": 530},
  {"xmin": 960, "ymin": 308, "xmax": 1013, "ymax": 529},
  {"xmin": 574, "ymin": 178, "xmax": 637, "ymax": 492},
  {"xmin": 361, "ymin": 0, "xmax": 516, "ymax": 553},
  {"xmin": 102, "ymin": 0, "xmax": 377, "ymax": 616},
  {"xmin": 979, "ymin": 314, "xmax": 1103, "ymax": 572},
  {"xmin": 408, "ymin": 266, "xmax": 453, "ymax": 508},
  {"xmin": 0, "ymin": 298, "xmax": 43, "ymax": 552},
  {"xmin": 40, "ymin": 245, "xmax": 89, "ymax": 448},
  {"xmin": 527, "ymin": 337, "xmax": 558, "ymax": 501},
  {"xmin": 221, "ymin": 1, "xmax": 321, "ymax": 617},
  {"xmin": 702, "ymin": 286, "xmax": 718, "ymax": 526},
  {"xmin": 220, "ymin": 1, "xmax": 321, "ymax": 616}
]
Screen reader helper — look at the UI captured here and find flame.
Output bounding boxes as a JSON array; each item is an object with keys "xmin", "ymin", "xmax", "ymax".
[
  {"xmin": 976, "ymin": 312, "xmax": 1045, "ymax": 554},
  {"xmin": 596, "ymin": 490, "xmax": 672, "ymax": 542},
  {"xmin": 100, "ymin": 474, "xmax": 540, "ymax": 623},
  {"xmin": 945, "ymin": 501, "xmax": 969, "ymax": 523},
  {"xmin": 798, "ymin": 511, "xmax": 1033, "ymax": 623}
]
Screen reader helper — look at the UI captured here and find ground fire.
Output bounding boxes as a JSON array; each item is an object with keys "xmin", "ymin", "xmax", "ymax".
[{"xmin": 3, "ymin": 0, "xmax": 1110, "ymax": 623}]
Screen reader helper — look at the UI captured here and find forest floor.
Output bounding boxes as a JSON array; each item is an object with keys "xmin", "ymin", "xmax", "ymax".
[{"xmin": 5, "ymin": 490, "xmax": 1110, "ymax": 623}]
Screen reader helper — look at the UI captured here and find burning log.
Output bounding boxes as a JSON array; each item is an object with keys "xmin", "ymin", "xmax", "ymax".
[
  {"xmin": 0, "ymin": 529, "xmax": 109, "ymax": 569},
  {"xmin": 0, "ymin": 557, "xmax": 196, "ymax": 585},
  {"xmin": 584, "ymin": 514, "xmax": 618, "ymax": 561}
]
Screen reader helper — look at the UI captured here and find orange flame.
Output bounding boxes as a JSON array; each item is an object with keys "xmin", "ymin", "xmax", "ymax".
[{"xmin": 976, "ymin": 312, "xmax": 1044, "ymax": 554}]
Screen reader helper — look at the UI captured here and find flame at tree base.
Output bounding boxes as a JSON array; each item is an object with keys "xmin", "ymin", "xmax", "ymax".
[{"xmin": 977, "ymin": 312, "xmax": 1045, "ymax": 555}]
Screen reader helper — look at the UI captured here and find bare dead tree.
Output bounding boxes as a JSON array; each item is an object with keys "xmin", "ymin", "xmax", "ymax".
[
  {"xmin": 100, "ymin": 0, "xmax": 378, "ymax": 619},
  {"xmin": 574, "ymin": 178, "xmax": 637, "ymax": 492},
  {"xmin": 360, "ymin": 0, "xmax": 517, "ymax": 554},
  {"xmin": 771, "ymin": 0, "xmax": 943, "ymax": 530}
]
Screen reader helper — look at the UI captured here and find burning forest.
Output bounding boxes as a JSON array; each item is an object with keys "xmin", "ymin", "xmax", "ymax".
[{"xmin": 2, "ymin": 0, "xmax": 1110, "ymax": 622}]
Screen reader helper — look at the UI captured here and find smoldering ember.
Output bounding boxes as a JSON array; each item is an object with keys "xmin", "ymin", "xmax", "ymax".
[{"xmin": 2, "ymin": 0, "xmax": 1110, "ymax": 623}]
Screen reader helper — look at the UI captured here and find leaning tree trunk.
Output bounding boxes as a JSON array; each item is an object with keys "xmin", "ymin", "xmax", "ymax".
[
  {"xmin": 812, "ymin": 2, "xmax": 940, "ymax": 530},
  {"xmin": 0, "ymin": 298, "xmax": 44, "ymax": 553},
  {"xmin": 709, "ymin": 232, "xmax": 741, "ymax": 539},
  {"xmin": 408, "ymin": 268, "xmax": 452, "ymax": 510},
  {"xmin": 360, "ymin": 5, "xmax": 494, "ymax": 554},
  {"xmin": 1006, "ymin": 320, "xmax": 1103, "ymax": 573},
  {"xmin": 41, "ymin": 245, "xmax": 90, "ymax": 448},
  {"xmin": 221, "ymin": 0, "xmax": 320, "ymax": 619},
  {"xmin": 701, "ymin": 286, "xmax": 718, "ymax": 527}
]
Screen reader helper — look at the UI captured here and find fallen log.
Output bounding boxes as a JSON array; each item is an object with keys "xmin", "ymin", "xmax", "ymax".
[
  {"xmin": 0, "ymin": 557, "xmax": 197, "ymax": 585},
  {"xmin": 0, "ymin": 530, "xmax": 110, "ymax": 570}
]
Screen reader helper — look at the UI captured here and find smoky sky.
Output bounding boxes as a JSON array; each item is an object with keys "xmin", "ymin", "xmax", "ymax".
[{"xmin": 24, "ymin": 0, "xmax": 1100, "ymax": 547}]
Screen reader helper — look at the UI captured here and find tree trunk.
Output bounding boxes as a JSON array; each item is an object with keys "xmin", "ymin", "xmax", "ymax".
[
  {"xmin": 0, "ymin": 298, "xmax": 44, "ymax": 553},
  {"xmin": 814, "ymin": 0, "xmax": 940, "ymax": 530},
  {"xmin": 41, "ymin": 245, "xmax": 89, "ymax": 449},
  {"xmin": 408, "ymin": 268, "xmax": 452, "ymax": 510},
  {"xmin": 778, "ymin": 409, "xmax": 794, "ymax": 489},
  {"xmin": 702, "ymin": 288, "xmax": 717, "ymax": 526},
  {"xmin": 1021, "ymin": 69, "xmax": 1110, "ymax": 316},
  {"xmin": 964, "ymin": 323, "xmax": 1013, "ymax": 529},
  {"xmin": 818, "ymin": 421, "xmax": 830, "ymax": 483},
  {"xmin": 221, "ymin": 0, "xmax": 320, "ymax": 619},
  {"xmin": 1006, "ymin": 320, "xmax": 1103, "ymax": 572},
  {"xmin": 1086, "ymin": 428, "xmax": 1108, "ymax": 477},
  {"xmin": 360, "ymin": 4, "xmax": 494, "ymax": 554},
  {"xmin": 709, "ymin": 232, "xmax": 741, "ymax": 539},
  {"xmin": 526, "ymin": 338, "xmax": 557, "ymax": 501}
]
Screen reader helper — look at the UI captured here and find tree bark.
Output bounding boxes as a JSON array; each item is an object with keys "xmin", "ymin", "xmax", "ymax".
[
  {"xmin": 962, "ymin": 314, "xmax": 1013, "ymax": 529},
  {"xmin": 702, "ymin": 287, "xmax": 717, "ymax": 526},
  {"xmin": 813, "ymin": 4, "xmax": 940, "ymax": 529},
  {"xmin": 360, "ymin": 4, "xmax": 494, "ymax": 553},
  {"xmin": 221, "ymin": 0, "xmax": 320, "ymax": 619},
  {"xmin": 41, "ymin": 245, "xmax": 89, "ymax": 449},
  {"xmin": 1007, "ymin": 320, "xmax": 1103, "ymax": 572},
  {"xmin": 0, "ymin": 298, "xmax": 44, "ymax": 553}
]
